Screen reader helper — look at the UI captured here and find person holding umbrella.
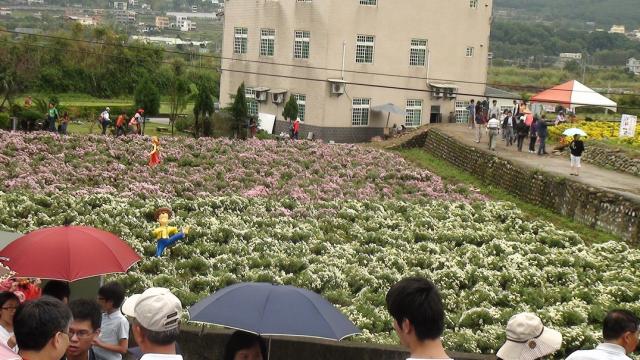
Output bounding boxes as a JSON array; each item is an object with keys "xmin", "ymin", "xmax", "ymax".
[
  {"xmin": 568, "ymin": 133, "xmax": 586, "ymax": 176},
  {"xmin": 224, "ymin": 331, "xmax": 267, "ymax": 360}
]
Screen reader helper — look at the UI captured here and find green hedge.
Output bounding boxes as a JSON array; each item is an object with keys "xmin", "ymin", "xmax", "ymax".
[{"xmin": 0, "ymin": 113, "xmax": 9, "ymax": 130}]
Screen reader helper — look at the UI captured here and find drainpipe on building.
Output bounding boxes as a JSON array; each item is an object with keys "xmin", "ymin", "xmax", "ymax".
[{"xmin": 341, "ymin": 41, "xmax": 346, "ymax": 80}]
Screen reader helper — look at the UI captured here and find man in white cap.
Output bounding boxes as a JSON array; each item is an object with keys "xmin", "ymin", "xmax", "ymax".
[
  {"xmin": 566, "ymin": 309, "xmax": 639, "ymax": 360},
  {"xmin": 122, "ymin": 288, "xmax": 182, "ymax": 360},
  {"xmin": 496, "ymin": 312, "xmax": 562, "ymax": 360}
]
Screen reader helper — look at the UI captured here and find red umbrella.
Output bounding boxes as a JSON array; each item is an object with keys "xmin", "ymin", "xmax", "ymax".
[{"xmin": 0, "ymin": 226, "xmax": 141, "ymax": 282}]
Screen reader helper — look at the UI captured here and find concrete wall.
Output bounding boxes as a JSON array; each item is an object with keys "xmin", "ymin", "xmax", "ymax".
[
  {"xmin": 220, "ymin": 0, "xmax": 492, "ymax": 140},
  {"xmin": 418, "ymin": 129, "xmax": 640, "ymax": 243},
  {"xmin": 174, "ymin": 326, "xmax": 496, "ymax": 360}
]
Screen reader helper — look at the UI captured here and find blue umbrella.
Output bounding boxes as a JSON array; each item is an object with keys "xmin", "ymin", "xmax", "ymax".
[{"xmin": 188, "ymin": 282, "xmax": 361, "ymax": 341}]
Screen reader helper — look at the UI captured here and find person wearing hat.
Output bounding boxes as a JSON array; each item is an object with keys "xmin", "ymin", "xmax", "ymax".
[
  {"xmin": 100, "ymin": 107, "xmax": 111, "ymax": 135},
  {"xmin": 496, "ymin": 313, "xmax": 562, "ymax": 360},
  {"xmin": 122, "ymin": 288, "xmax": 183, "ymax": 360},
  {"xmin": 566, "ymin": 309, "xmax": 639, "ymax": 360}
]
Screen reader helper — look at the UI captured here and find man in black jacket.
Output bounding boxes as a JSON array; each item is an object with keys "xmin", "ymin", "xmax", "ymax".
[{"xmin": 569, "ymin": 134, "xmax": 585, "ymax": 176}]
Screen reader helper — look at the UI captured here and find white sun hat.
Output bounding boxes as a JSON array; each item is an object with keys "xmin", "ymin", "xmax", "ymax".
[{"xmin": 496, "ymin": 312, "xmax": 562, "ymax": 360}]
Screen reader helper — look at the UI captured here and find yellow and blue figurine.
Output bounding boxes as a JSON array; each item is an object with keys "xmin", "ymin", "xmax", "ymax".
[{"xmin": 152, "ymin": 208, "xmax": 190, "ymax": 257}]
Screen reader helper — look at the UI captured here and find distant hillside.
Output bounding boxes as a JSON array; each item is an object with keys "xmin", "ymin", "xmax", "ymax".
[{"xmin": 494, "ymin": 0, "xmax": 640, "ymax": 29}]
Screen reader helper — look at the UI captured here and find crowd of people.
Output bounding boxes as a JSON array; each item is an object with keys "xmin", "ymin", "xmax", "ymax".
[
  {"xmin": 467, "ymin": 99, "xmax": 586, "ymax": 176},
  {"xmin": 34, "ymin": 101, "xmax": 146, "ymax": 137},
  {"xmin": 0, "ymin": 276, "xmax": 636, "ymax": 360}
]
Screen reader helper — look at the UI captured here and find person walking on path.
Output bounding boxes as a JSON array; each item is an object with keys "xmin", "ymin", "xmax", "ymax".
[
  {"xmin": 489, "ymin": 100, "xmax": 500, "ymax": 120},
  {"xmin": 47, "ymin": 103, "xmax": 59, "ymax": 132},
  {"xmin": 474, "ymin": 103, "xmax": 485, "ymax": 143},
  {"xmin": 292, "ymin": 118, "xmax": 301, "ymax": 140},
  {"xmin": 505, "ymin": 112, "xmax": 516, "ymax": 146},
  {"xmin": 537, "ymin": 115, "xmax": 549, "ymax": 156},
  {"xmin": 467, "ymin": 100, "xmax": 476, "ymax": 129},
  {"xmin": 515, "ymin": 117, "xmax": 529, "ymax": 152},
  {"xmin": 487, "ymin": 115, "xmax": 500, "ymax": 151},
  {"xmin": 528, "ymin": 117, "xmax": 538, "ymax": 153},
  {"xmin": 100, "ymin": 107, "xmax": 111, "ymax": 135},
  {"xmin": 569, "ymin": 135, "xmax": 585, "ymax": 176}
]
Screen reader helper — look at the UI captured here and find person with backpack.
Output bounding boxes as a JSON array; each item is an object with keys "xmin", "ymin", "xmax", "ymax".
[{"xmin": 100, "ymin": 107, "xmax": 111, "ymax": 135}]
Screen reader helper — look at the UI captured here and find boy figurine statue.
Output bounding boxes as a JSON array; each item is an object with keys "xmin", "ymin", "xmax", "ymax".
[{"xmin": 152, "ymin": 208, "xmax": 190, "ymax": 257}]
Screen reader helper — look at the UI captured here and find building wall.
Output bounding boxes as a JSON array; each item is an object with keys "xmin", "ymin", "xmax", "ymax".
[{"xmin": 220, "ymin": 0, "xmax": 492, "ymax": 142}]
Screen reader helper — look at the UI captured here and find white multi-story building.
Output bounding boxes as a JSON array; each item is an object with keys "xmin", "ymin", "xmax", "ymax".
[
  {"xmin": 113, "ymin": 1, "xmax": 127, "ymax": 10},
  {"xmin": 219, "ymin": 0, "xmax": 493, "ymax": 142},
  {"xmin": 628, "ymin": 58, "xmax": 640, "ymax": 75},
  {"xmin": 176, "ymin": 16, "xmax": 197, "ymax": 31}
]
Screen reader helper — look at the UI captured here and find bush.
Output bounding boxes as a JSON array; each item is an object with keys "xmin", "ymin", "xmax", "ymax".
[
  {"xmin": 0, "ymin": 113, "xmax": 10, "ymax": 130},
  {"xmin": 175, "ymin": 116, "xmax": 194, "ymax": 132},
  {"xmin": 201, "ymin": 116, "xmax": 213, "ymax": 137}
]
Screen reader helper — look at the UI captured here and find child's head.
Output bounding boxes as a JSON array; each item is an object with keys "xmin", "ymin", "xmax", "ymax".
[
  {"xmin": 97, "ymin": 282, "xmax": 125, "ymax": 312},
  {"xmin": 151, "ymin": 136, "xmax": 159, "ymax": 145}
]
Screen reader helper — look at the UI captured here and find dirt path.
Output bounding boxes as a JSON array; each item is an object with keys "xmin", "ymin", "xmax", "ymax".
[{"xmin": 434, "ymin": 123, "xmax": 640, "ymax": 202}]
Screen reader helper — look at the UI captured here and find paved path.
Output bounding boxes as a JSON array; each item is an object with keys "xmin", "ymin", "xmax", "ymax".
[{"xmin": 434, "ymin": 123, "xmax": 640, "ymax": 202}]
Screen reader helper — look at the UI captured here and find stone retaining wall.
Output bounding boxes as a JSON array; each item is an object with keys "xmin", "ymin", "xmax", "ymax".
[
  {"xmin": 420, "ymin": 129, "xmax": 640, "ymax": 243},
  {"xmin": 581, "ymin": 143, "xmax": 640, "ymax": 177},
  {"xmin": 172, "ymin": 326, "xmax": 496, "ymax": 360}
]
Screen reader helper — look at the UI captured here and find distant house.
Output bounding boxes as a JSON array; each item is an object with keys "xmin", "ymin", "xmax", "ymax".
[
  {"xmin": 0, "ymin": 8, "xmax": 11, "ymax": 16},
  {"xmin": 176, "ymin": 16, "xmax": 196, "ymax": 31},
  {"xmin": 485, "ymin": 87, "xmax": 520, "ymax": 114},
  {"xmin": 628, "ymin": 58, "xmax": 640, "ymax": 75},
  {"xmin": 115, "ymin": 10, "xmax": 136, "ymax": 24},
  {"xmin": 113, "ymin": 1, "xmax": 127, "ymax": 10},
  {"xmin": 609, "ymin": 25, "xmax": 626, "ymax": 34},
  {"xmin": 155, "ymin": 16, "xmax": 170, "ymax": 29}
]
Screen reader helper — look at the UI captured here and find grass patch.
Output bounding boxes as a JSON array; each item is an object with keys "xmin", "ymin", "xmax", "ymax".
[{"xmin": 395, "ymin": 148, "xmax": 621, "ymax": 244}]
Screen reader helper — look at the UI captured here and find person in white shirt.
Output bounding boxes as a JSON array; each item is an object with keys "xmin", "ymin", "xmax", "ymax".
[
  {"xmin": 386, "ymin": 277, "xmax": 451, "ymax": 360},
  {"xmin": 489, "ymin": 100, "xmax": 500, "ymax": 120},
  {"xmin": 566, "ymin": 309, "xmax": 639, "ymax": 360},
  {"xmin": 122, "ymin": 288, "xmax": 183, "ymax": 360},
  {"xmin": 100, "ymin": 107, "xmax": 111, "ymax": 135},
  {"xmin": 496, "ymin": 312, "xmax": 562, "ymax": 360},
  {"xmin": 0, "ymin": 292, "xmax": 19, "ymax": 352},
  {"xmin": 487, "ymin": 115, "xmax": 501, "ymax": 151}
]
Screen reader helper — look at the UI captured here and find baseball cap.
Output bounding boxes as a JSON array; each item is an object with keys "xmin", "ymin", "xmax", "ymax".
[
  {"xmin": 497, "ymin": 313, "xmax": 562, "ymax": 360},
  {"xmin": 122, "ymin": 288, "xmax": 182, "ymax": 332}
]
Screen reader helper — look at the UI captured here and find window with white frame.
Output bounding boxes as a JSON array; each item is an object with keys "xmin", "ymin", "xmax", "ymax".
[
  {"xmin": 260, "ymin": 29, "xmax": 275, "ymax": 57},
  {"xmin": 356, "ymin": 35, "xmax": 375, "ymax": 64},
  {"xmin": 297, "ymin": 0, "xmax": 312, "ymax": 2},
  {"xmin": 405, "ymin": 100, "xmax": 423, "ymax": 127},
  {"xmin": 234, "ymin": 27, "xmax": 248, "ymax": 54},
  {"xmin": 293, "ymin": 94, "xmax": 306, "ymax": 122},
  {"xmin": 294, "ymin": 30, "xmax": 310, "ymax": 59},
  {"xmin": 360, "ymin": 0, "xmax": 376, "ymax": 5},
  {"xmin": 245, "ymin": 88, "xmax": 258, "ymax": 116},
  {"xmin": 351, "ymin": 98, "xmax": 370, "ymax": 126},
  {"xmin": 410, "ymin": 39, "xmax": 427, "ymax": 66},
  {"xmin": 470, "ymin": 0, "xmax": 478, "ymax": 8},
  {"xmin": 465, "ymin": 46, "xmax": 475, "ymax": 57}
]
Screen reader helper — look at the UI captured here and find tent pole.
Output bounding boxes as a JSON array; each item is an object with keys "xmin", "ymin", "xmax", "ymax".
[{"xmin": 268, "ymin": 337, "xmax": 272, "ymax": 360}]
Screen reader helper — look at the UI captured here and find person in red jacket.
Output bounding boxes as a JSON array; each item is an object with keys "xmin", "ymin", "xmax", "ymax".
[{"xmin": 292, "ymin": 118, "xmax": 300, "ymax": 140}]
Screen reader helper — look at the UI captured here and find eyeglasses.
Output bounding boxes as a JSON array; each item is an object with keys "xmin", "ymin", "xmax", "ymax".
[{"xmin": 68, "ymin": 330, "xmax": 95, "ymax": 339}]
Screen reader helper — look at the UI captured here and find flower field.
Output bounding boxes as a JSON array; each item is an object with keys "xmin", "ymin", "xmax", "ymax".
[
  {"xmin": 0, "ymin": 131, "xmax": 638, "ymax": 358},
  {"xmin": 549, "ymin": 121, "xmax": 640, "ymax": 147}
]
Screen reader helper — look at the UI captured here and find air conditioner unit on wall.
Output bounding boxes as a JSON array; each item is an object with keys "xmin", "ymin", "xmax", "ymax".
[
  {"xmin": 433, "ymin": 89, "xmax": 443, "ymax": 98},
  {"xmin": 272, "ymin": 92, "xmax": 285, "ymax": 104},
  {"xmin": 253, "ymin": 87, "xmax": 270, "ymax": 102},
  {"xmin": 327, "ymin": 79, "xmax": 346, "ymax": 96}
]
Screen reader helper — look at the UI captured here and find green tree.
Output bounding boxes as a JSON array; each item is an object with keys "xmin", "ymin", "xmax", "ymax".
[
  {"xmin": 192, "ymin": 75, "xmax": 215, "ymax": 138},
  {"xmin": 563, "ymin": 60, "xmax": 581, "ymax": 74},
  {"xmin": 134, "ymin": 76, "xmax": 161, "ymax": 116},
  {"xmin": 282, "ymin": 95, "xmax": 299, "ymax": 122},
  {"xmin": 229, "ymin": 83, "xmax": 248, "ymax": 139},
  {"xmin": 167, "ymin": 60, "xmax": 191, "ymax": 135}
]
